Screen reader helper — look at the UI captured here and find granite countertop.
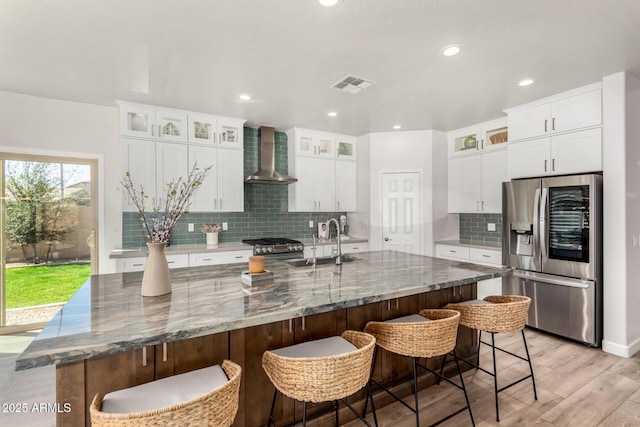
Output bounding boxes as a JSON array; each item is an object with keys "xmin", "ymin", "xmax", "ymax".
[
  {"xmin": 16, "ymin": 250, "xmax": 507, "ymax": 371},
  {"xmin": 110, "ymin": 242, "xmax": 253, "ymax": 258},
  {"xmin": 435, "ymin": 240, "xmax": 502, "ymax": 250}
]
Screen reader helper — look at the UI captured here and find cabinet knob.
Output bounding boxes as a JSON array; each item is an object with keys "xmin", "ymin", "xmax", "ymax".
[{"xmin": 384, "ymin": 237, "xmax": 392, "ymax": 241}]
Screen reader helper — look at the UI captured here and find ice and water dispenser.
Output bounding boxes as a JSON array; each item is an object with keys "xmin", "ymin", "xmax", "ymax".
[{"xmin": 509, "ymin": 221, "xmax": 533, "ymax": 256}]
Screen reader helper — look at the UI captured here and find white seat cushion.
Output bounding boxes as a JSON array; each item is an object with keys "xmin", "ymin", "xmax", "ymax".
[
  {"xmin": 386, "ymin": 314, "xmax": 431, "ymax": 323},
  {"xmin": 271, "ymin": 336, "xmax": 357, "ymax": 358},
  {"xmin": 101, "ymin": 364, "xmax": 228, "ymax": 414},
  {"xmin": 458, "ymin": 299, "xmax": 493, "ymax": 305}
]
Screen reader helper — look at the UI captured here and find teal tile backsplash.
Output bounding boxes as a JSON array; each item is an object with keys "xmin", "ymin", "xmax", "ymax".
[
  {"xmin": 122, "ymin": 127, "xmax": 344, "ymax": 247},
  {"xmin": 459, "ymin": 213, "xmax": 503, "ymax": 246}
]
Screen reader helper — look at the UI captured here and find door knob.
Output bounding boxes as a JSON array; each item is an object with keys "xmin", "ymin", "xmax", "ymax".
[{"xmin": 384, "ymin": 237, "xmax": 392, "ymax": 241}]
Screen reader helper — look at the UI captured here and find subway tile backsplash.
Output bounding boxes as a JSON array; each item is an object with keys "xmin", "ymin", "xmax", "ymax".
[
  {"xmin": 123, "ymin": 127, "xmax": 343, "ymax": 247},
  {"xmin": 459, "ymin": 213, "xmax": 503, "ymax": 246}
]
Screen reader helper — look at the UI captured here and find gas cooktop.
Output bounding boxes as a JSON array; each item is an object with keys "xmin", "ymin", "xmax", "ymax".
[{"xmin": 242, "ymin": 237, "xmax": 304, "ymax": 257}]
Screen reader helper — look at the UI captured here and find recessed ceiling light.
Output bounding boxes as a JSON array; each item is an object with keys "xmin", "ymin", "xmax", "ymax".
[
  {"xmin": 441, "ymin": 45, "xmax": 461, "ymax": 57},
  {"xmin": 319, "ymin": 0, "xmax": 342, "ymax": 7},
  {"xmin": 327, "ymin": 112, "xmax": 338, "ymax": 117},
  {"xmin": 518, "ymin": 78, "xmax": 535, "ymax": 87},
  {"xmin": 239, "ymin": 94, "xmax": 251, "ymax": 101},
  {"xmin": 393, "ymin": 125, "xmax": 402, "ymax": 130}
]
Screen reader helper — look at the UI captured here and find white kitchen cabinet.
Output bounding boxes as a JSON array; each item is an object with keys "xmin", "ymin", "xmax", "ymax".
[
  {"xmin": 287, "ymin": 127, "xmax": 357, "ymax": 212},
  {"xmin": 290, "ymin": 128, "xmax": 335, "ymax": 159},
  {"xmin": 435, "ymin": 243, "xmax": 503, "ymax": 299},
  {"xmin": 448, "ymin": 149, "xmax": 507, "ymax": 213},
  {"xmin": 188, "ymin": 145, "xmax": 244, "ymax": 212},
  {"xmin": 335, "ymin": 160, "xmax": 357, "ymax": 212},
  {"xmin": 507, "ymin": 86, "xmax": 602, "ymax": 142},
  {"xmin": 289, "ymin": 156, "xmax": 336, "ymax": 212},
  {"xmin": 336, "ymin": 135, "xmax": 357, "ymax": 160},
  {"xmin": 121, "ymin": 139, "xmax": 189, "ymax": 212},
  {"xmin": 449, "ymin": 117, "xmax": 508, "ymax": 157},
  {"xmin": 156, "ymin": 142, "xmax": 189, "ymax": 206},
  {"xmin": 116, "ymin": 254, "xmax": 189, "ymax": 272},
  {"xmin": 184, "ymin": 113, "xmax": 246, "ymax": 148},
  {"xmin": 119, "ymin": 102, "xmax": 188, "ymax": 142},
  {"xmin": 508, "ymin": 127, "xmax": 601, "ymax": 179},
  {"xmin": 188, "ymin": 250, "xmax": 252, "ymax": 266}
]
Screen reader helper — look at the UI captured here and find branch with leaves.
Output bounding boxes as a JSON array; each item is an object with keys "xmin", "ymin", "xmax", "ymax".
[{"xmin": 121, "ymin": 162, "xmax": 212, "ymax": 244}]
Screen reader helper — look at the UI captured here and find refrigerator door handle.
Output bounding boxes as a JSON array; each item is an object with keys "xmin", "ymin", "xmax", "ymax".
[
  {"xmin": 532, "ymin": 187, "xmax": 541, "ymax": 267},
  {"xmin": 540, "ymin": 187, "xmax": 548, "ymax": 263},
  {"xmin": 512, "ymin": 270, "xmax": 591, "ymax": 289}
]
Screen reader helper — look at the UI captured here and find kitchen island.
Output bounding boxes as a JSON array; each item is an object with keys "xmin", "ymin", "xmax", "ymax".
[{"xmin": 17, "ymin": 250, "xmax": 507, "ymax": 426}]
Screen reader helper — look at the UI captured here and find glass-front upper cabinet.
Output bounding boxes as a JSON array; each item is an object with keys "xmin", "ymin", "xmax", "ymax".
[
  {"xmin": 119, "ymin": 104, "xmax": 156, "ymax": 139},
  {"xmin": 291, "ymin": 129, "xmax": 335, "ymax": 158},
  {"xmin": 449, "ymin": 117, "xmax": 508, "ymax": 157},
  {"xmin": 217, "ymin": 117, "xmax": 245, "ymax": 150},
  {"xmin": 155, "ymin": 109, "xmax": 188, "ymax": 142},
  {"xmin": 336, "ymin": 135, "xmax": 357, "ymax": 161},
  {"xmin": 188, "ymin": 113, "xmax": 216, "ymax": 144}
]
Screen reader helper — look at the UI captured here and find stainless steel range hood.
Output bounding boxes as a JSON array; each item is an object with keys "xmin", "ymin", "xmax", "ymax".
[{"xmin": 245, "ymin": 126, "xmax": 297, "ymax": 184}]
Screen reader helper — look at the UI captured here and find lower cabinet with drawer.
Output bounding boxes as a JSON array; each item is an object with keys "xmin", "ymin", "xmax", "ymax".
[
  {"xmin": 189, "ymin": 250, "xmax": 253, "ymax": 266},
  {"xmin": 435, "ymin": 243, "xmax": 503, "ymax": 300},
  {"xmin": 116, "ymin": 254, "xmax": 189, "ymax": 273}
]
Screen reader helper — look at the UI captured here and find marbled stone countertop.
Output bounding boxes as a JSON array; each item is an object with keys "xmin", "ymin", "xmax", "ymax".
[
  {"xmin": 16, "ymin": 250, "xmax": 507, "ymax": 371},
  {"xmin": 109, "ymin": 242, "xmax": 253, "ymax": 258}
]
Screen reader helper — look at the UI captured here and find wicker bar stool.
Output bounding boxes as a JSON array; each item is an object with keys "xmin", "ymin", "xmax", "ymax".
[
  {"xmin": 90, "ymin": 359, "xmax": 241, "ymax": 427},
  {"xmin": 444, "ymin": 295, "xmax": 537, "ymax": 422},
  {"xmin": 363, "ymin": 309, "xmax": 474, "ymax": 427},
  {"xmin": 262, "ymin": 330, "xmax": 376, "ymax": 427}
]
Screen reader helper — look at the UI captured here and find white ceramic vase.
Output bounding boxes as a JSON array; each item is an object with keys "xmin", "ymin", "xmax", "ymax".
[
  {"xmin": 206, "ymin": 232, "xmax": 219, "ymax": 245},
  {"xmin": 141, "ymin": 242, "xmax": 172, "ymax": 297}
]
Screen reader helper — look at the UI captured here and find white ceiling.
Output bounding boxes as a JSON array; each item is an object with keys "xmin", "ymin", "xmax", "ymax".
[{"xmin": 2, "ymin": 0, "xmax": 639, "ymax": 136}]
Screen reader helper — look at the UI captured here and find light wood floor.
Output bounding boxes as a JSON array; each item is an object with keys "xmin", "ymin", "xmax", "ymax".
[{"xmin": 2, "ymin": 329, "xmax": 640, "ymax": 426}]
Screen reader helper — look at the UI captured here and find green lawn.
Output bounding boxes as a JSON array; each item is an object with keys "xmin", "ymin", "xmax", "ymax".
[{"xmin": 6, "ymin": 263, "xmax": 91, "ymax": 309}]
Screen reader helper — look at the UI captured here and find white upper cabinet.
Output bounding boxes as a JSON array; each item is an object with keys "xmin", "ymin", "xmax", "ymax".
[
  {"xmin": 335, "ymin": 160, "xmax": 357, "ymax": 212},
  {"xmin": 121, "ymin": 139, "xmax": 156, "ymax": 212},
  {"xmin": 156, "ymin": 142, "xmax": 189, "ymax": 203},
  {"xmin": 291, "ymin": 128, "xmax": 335, "ymax": 159},
  {"xmin": 187, "ymin": 114, "xmax": 245, "ymax": 149},
  {"xmin": 119, "ymin": 104, "xmax": 157, "ymax": 139},
  {"xmin": 447, "ymin": 118, "xmax": 508, "ymax": 214},
  {"xmin": 449, "ymin": 117, "xmax": 508, "ymax": 157},
  {"xmin": 508, "ymin": 128, "xmax": 602, "ymax": 179},
  {"xmin": 336, "ymin": 135, "xmax": 357, "ymax": 161},
  {"xmin": 155, "ymin": 109, "xmax": 188, "ymax": 142},
  {"xmin": 187, "ymin": 145, "xmax": 244, "ymax": 212},
  {"xmin": 507, "ymin": 85, "xmax": 602, "ymax": 142},
  {"xmin": 287, "ymin": 127, "xmax": 355, "ymax": 212},
  {"xmin": 506, "ymin": 83, "xmax": 603, "ymax": 179}
]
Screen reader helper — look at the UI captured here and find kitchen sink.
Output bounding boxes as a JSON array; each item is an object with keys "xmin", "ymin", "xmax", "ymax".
[{"xmin": 286, "ymin": 255, "xmax": 358, "ymax": 268}]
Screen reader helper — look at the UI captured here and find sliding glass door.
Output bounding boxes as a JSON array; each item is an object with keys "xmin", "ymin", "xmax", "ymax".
[{"xmin": 0, "ymin": 153, "xmax": 98, "ymax": 333}]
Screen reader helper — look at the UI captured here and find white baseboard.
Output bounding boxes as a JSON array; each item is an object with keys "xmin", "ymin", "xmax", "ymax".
[{"xmin": 602, "ymin": 337, "xmax": 640, "ymax": 358}]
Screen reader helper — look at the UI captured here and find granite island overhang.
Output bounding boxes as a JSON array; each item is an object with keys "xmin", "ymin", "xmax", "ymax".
[{"xmin": 16, "ymin": 250, "xmax": 509, "ymax": 371}]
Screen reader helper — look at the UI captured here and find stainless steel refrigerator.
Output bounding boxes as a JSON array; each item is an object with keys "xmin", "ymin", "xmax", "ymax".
[{"xmin": 502, "ymin": 174, "xmax": 602, "ymax": 346}]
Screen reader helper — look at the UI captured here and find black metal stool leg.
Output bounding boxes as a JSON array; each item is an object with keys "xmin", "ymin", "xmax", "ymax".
[
  {"xmin": 367, "ymin": 378, "xmax": 379, "ymax": 427},
  {"xmin": 268, "ymin": 389, "xmax": 278, "ymax": 427},
  {"xmin": 436, "ymin": 352, "xmax": 447, "ymax": 385},
  {"xmin": 302, "ymin": 401, "xmax": 307, "ymax": 427},
  {"xmin": 491, "ymin": 332, "xmax": 500, "ymax": 422},
  {"xmin": 477, "ymin": 330, "xmax": 483, "ymax": 367},
  {"xmin": 413, "ymin": 357, "xmax": 420, "ymax": 427},
  {"xmin": 453, "ymin": 349, "xmax": 475, "ymax": 427},
  {"xmin": 362, "ymin": 346, "xmax": 378, "ymax": 417},
  {"xmin": 522, "ymin": 329, "xmax": 538, "ymax": 400},
  {"xmin": 335, "ymin": 400, "xmax": 339, "ymax": 427}
]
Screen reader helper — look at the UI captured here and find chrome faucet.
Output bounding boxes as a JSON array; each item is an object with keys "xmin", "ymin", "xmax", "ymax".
[{"xmin": 327, "ymin": 218, "xmax": 342, "ymax": 265}]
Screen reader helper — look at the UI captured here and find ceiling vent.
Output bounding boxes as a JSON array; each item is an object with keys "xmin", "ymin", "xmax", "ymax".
[{"xmin": 331, "ymin": 75, "xmax": 375, "ymax": 94}]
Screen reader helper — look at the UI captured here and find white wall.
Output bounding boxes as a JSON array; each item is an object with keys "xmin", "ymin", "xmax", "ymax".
[
  {"xmin": 602, "ymin": 71, "xmax": 640, "ymax": 357},
  {"xmin": 365, "ymin": 130, "xmax": 451, "ymax": 256},
  {"xmin": 0, "ymin": 91, "xmax": 121, "ymax": 273}
]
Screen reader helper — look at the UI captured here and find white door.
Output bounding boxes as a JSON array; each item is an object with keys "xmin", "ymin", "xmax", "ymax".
[{"xmin": 381, "ymin": 172, "xmax": 421, "ymax": 254}]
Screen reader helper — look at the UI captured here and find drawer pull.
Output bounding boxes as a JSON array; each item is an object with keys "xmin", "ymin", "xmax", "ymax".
[
  {"xmin": 482, "ymin": 255, "xmax": 491, "ymax": 258},
  {"xmin": 352, "ymin": 247, "xmax": 358, "ymax": 250},
  {"xmin": 163, "ymin": 343, "xmax": 168, "ymax": 362},
  {"xmin": 142, "ymin": 347, "xmax": 147, "ymax": 367},
  {"xmin": 449, "ymin": 250, "xmax": 456, "ymax": 253},
  {"xmin": 132, "ymin": 263, "xmax": 144, "ymax": 267},
  {"xmin": 235, "ymin": 255, "xmax": 243, "ymax": 259},
  {"xmin": 202, "ymin": 258, "xmax": 212, "ymax": 261}
]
